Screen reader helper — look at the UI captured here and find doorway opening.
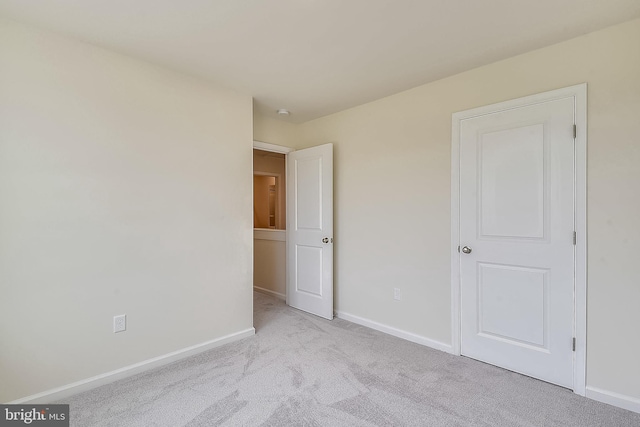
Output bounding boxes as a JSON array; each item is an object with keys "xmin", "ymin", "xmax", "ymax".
[
  {"xmin": 252, "ymin": 140, "xmax": 335, "ymax": 321},
  {"xmin": 253, "ymin": 147, "xmax": 288, "ymax": 301}
]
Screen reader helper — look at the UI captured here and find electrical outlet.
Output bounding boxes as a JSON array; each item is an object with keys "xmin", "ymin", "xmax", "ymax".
[
  {"xmin": 113, "ymin": 314, "xmax": 126, "ymax": 333},
  {"xmin": 393, "ymin": 288, "xmax": 402, "ymax": 301}
]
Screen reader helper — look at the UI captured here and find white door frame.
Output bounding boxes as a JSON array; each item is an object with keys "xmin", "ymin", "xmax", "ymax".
[
  {"xmin": 254, "ymin": 140, "xmax": 294, "ymax": 155},
  {"xmin": 450, "ymin": 84, "xmax": 587, "ymax": 395},
  {"xmin": 253, "ymin": 140, "xmax": 294, "ymax": 302}
]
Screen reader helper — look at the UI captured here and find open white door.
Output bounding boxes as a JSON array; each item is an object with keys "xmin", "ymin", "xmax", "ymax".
[{"xmin": 287, "ymin": 143, "xmax": 333, "ymax": 320}]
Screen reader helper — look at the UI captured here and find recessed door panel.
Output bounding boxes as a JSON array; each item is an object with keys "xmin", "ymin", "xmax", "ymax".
[
  {"xmin": 295, "ymin": 157, "xmax": 322, "ymax": 231},
  {"xmin": 479, "ymin": 124, "xmax": 546, "ymax": 240},
  {"xmin": 295, "ymin": 245, "xmax": 323, "ymax": 297},
  {"xmin": 478, "ymin": 263, "xmax": 547, "ymax": 348}
]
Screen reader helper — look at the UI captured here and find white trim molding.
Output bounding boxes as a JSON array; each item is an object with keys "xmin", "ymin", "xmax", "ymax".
[
  {"xmin": 450, "ymin": 83, "xmax": 587, "ymax": 395},
  {"xmin": 254, "ymin": 286, "xmax": 286, "ymax": 301},
  {"xmin": 335, "ymin": 310, "xmax": 453, "ymax": 354},
  {"xmin": 586, "ymin": 386, "xmax": 640, "ymax": 414},
  {"xmin": 572, "ymin": 84, "xmax": 588, "ymax": 397},
  {"xmin": 253, "ymin": 140, "xmax": 294, "ymax": 154},
  {"xmin": 9, "ymin": 328, "xmax": 255, "ymax": 404}
]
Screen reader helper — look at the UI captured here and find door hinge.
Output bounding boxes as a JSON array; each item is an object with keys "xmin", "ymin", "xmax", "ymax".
[
  {"xmin": 573, "ymin": 124, "xmax": 577, "ymax": 139},
  {"xmin": 573, "ymin": 231, "xmax": 577, "ymax": 245},
  {"xmin": 572, "ymin": 337, "xmax": 576, "ymax": 352}
]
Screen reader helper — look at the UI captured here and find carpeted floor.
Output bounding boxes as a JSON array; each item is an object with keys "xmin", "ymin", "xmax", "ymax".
[{"xmin": 64, "ymin": 292, "xmax": 640, "ymax": 426}]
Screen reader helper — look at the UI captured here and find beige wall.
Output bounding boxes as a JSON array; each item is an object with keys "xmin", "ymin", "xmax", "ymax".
[
  {"xmin": 253, "ymin": 231, "xmax": 286, "ymax": 297},
  {"xmin": 0, "ymin": 21, "xmax": 254, "ymax": 402},
  {"xmin": 255, "ymin": 18, "xmax": 640, "ymax": 401},
  {"xmin": 253, "ymin": 114, "xmax": 299, "ymax": 148}
]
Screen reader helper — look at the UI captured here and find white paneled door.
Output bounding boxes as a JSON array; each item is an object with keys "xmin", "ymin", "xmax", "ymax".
[
  {"xmin": 287, "ymin": 143, "xmax": 333, "ymax": 320},
  {"xmin": 459, "ymin": 98, "xmax": 575, "ymax": 388}
]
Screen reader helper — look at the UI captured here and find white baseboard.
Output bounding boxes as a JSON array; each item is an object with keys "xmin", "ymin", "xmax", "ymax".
[
  {"xmin": 254, "ymin": 286, "xmax": 286, "ymax": 301},
  {"xmin": 9, "ymin": 327, "xmax": 255, "ymax": 404},
  {"xmin": 586, "ymin": 386, "xmax": 640, "ymax": 414},
  {"xmin": 334, "ymin": 310, "xmax": 453, "ymax": 354}
]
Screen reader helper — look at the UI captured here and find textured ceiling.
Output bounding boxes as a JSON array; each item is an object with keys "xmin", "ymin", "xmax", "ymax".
[{"xmin": 1, "ymin": 1, "xmax": 639, "ymax": 122}]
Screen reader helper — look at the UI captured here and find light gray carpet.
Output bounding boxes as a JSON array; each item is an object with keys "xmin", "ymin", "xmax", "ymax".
[{"xmin": 64, "ymin": 292, "xmax": 640, "ymax": 426}]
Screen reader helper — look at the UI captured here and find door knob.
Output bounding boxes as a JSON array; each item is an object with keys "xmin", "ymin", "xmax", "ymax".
[
  {"xmin": 322, "ymin": 237, "xmax": 329, "ymax": 243},
  {"xmin": 461, "ymin": 246, "xmax": 472, "ymax": 254}
]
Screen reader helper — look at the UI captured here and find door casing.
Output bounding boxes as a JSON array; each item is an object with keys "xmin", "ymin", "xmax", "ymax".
[{"xmin": 450, "ymin": 84, "xmax": 587, "ymax": 395}]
